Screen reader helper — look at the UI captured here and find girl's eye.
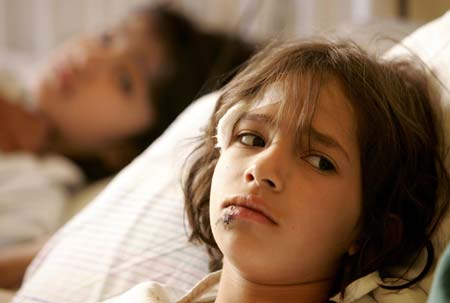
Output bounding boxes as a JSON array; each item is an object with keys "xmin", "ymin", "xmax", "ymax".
[
  {"xmin": 304, "ymin": 155, "xmax": 336, "ymax": 172},
  {"xmin": 238, "ymin": 133, "xmax": 266, "ymax": 147},
  {"xmin": 119, "ymin": 72, "xmax": 134, "ymax": 95}
]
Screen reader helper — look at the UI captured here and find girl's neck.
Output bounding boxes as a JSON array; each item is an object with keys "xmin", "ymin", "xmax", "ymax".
[{"xmin": 215, "ymin": 262, "xmax": 334, "ymax": 303}]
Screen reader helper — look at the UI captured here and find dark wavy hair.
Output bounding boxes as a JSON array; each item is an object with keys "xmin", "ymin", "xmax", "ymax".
[{"xmin": 183, "ymin": 40, "xmax": 450, "ymax": 298}]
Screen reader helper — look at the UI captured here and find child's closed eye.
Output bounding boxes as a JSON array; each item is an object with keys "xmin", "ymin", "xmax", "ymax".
[
  {"xmin": 303, "ymin": 154, "xmax": 336, "ymax": 172},
  {"xmin": 118, "ymin": 70, "xmax": 134, "ymax": 96},
  {"xmin": 238, "ymin": 133, "xmax": 266, "ymax": 148},
  {"xmin": 99, "ymin": 32, "xmax": 114, "ymax": 48}
]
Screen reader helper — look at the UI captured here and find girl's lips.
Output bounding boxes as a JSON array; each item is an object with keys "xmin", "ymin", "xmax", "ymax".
[
  {"xmin": 223, "ymin": 205, "xmax": 276, "ymax": 225},
  {"xmin": 222, "ymin": 195, "xmax": 278, "ymax": 225}
]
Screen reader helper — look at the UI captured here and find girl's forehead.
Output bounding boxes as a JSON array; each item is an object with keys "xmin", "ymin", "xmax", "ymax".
[
  {"xmin": 238, "ymin": 79, "xmax": 311, "ymax": 129},
  {"xmin": 236, "ymin": 73, "xmax": 349, "ymax": 116},
  {"xmin": 216, "ymin": 84, "xmax": 288, "ymax": 150},
  {"xmin": 249, "ymin": 83, "xmax": 284, "ymax": 110},
  {"xmin": 216, "ymin": 75, "xmax": 355, "ymax": 150}
]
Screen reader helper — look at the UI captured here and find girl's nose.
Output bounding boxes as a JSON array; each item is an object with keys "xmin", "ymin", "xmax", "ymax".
[{"xmin": 243, "ymin": 148, "xmax": 285, "ymax": 192}]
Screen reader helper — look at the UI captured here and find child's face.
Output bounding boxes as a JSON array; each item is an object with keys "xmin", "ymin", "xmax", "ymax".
[
  {"xmin": 210, "ymin": 79, "xmax": 362, "ymax": 285},
  {"xmin": 33, "ymin": 15, "xmax": 164, "ymax": 151}
]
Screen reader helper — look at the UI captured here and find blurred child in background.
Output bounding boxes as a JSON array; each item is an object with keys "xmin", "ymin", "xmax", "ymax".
[{"xmin": 0, "ymin": 4, "xmax": 254, "ymax": 288}]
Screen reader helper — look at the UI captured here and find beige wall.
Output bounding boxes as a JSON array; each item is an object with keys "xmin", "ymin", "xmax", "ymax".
[
  {"xmin": 373, "ymin": 0, "xmax": 449, "ymax": 22},
  {"xmin": 409, "ymin": 0, "xmax": 449, "ymax": 22},
  {"xmin": 372, "ymin": 0, "xmax": 397, "ymax": 19},
  {"xmin": 1, "ymin": 0, "xmax": 448, "ymax": 57}
]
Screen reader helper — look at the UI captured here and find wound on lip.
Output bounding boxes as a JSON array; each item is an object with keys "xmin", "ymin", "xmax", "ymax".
[{"xmin": 218, "ymin": 205, "xmax": 237, "ymax": 229}]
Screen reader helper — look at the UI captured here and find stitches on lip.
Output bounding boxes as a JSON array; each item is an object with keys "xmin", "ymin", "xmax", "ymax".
[{"xmin": 222, "ymin": 195, "xmax": 278, "ymax": 225}]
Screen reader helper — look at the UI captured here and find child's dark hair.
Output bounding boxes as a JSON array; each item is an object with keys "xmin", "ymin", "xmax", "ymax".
[
  {"xmin": 134, "ymin": 4, "xmax": 255, "ymax": 142},
  {"xmin": 183, "ymin": 39, "xmax": 450, "ymax": 297},
  {"xmin": 76, "ymin": 5, "xmax": 255, "ymax": 181}
]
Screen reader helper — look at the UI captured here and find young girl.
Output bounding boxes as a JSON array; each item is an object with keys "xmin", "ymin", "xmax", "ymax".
[
  {"xmin": 0, "ymin": 5, "xmax": 254, "ymax": 289},
  {"xmin": 103, "ymin": 40, "xmax": 450, "ymax": 302}
]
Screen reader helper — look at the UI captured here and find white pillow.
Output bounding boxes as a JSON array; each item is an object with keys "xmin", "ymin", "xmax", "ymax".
[{"xmin": 12, "ymin": 92, "xmax": 219, "ymax": 302}]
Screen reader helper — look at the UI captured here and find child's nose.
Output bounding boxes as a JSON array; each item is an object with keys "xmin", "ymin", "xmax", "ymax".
[{"xmin": 243, "ymin": 147, "xmax": 286, "ymax": 192}]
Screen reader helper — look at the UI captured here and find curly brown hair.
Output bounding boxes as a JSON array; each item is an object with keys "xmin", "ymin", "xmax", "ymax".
[{"xmin": 183, "ymin": 39, "xmax": 450, "ymax": 297}]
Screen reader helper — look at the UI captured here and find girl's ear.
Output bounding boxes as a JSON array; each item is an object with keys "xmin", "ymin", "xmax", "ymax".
[
  {"xmin": 383, "ymin": 213, "xmax": 403, "ymax": 251},
  {"xmin": 347, "ymin": 213, "xmax": 403, "ymax": 257},
  {"xmin": 366, "ymin": 213, "xmax": 404, "ymax": 261},
  {"xmin": 347, "ymin": 242, "xmax": 359, "ymax": 256}
]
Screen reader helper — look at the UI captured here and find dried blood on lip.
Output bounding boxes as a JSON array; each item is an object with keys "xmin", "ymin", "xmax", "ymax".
[{"xmin": 230, "ymin": 205, "xmax": 275, "ymax": 225}]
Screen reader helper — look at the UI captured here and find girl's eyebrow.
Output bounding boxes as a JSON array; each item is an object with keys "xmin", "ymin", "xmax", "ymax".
[
  {"xmin": 309, "ymin": 127, "xmax": 350, "ymax": 161},
  {"xmin": 239, "ymin": 113, "xmax": 350, "ymax": 162},
  {"xmin": 238, "ymin": 113, "xmax": 275, "ymax": 126}
]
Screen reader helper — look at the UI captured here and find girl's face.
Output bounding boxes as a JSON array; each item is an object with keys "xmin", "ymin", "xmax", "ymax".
[
  {"xmin": 33, "ymin": 15, "xmax": 165, "ymax": 151},
  {"xmin": 210, "ymin": 79, "xmax": 362, "ymax": 285}
]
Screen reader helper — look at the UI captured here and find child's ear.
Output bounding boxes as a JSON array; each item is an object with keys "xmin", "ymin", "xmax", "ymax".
[
  {"xmin": 383, "ymin": 213, "xmax": 403, "ymax": 250},
  {"xmin": 347, "ymin": 242, "xmax": 359, "ymax": 256},
  {"xmin": 346, "ymin": 213, "xmax": 403, "ymax": 257}
]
